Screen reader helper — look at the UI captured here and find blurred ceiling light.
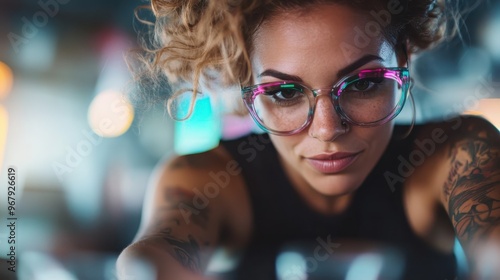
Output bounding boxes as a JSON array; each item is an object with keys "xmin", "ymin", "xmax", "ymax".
[
  {"xmin": 0, "ymin": 61, "xmax": 14, "ymax": 99},
  {"xmin": 463, "ymin": 98, "xmax": 500, "ymax": 130},
  {"xmin": 88, "ymin": 90, "xmax": 134, "ymax": 138}
]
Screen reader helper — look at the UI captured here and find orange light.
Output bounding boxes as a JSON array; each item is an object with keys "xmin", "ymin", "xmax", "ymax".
[
  {"xmin": 0, "ymin": 105, "xmax": 9, "ymax": 170},
  {"xmin": 88, "ymin": 90, "xmax": 134, "ymax": 138},
  {"xmin": 0, "ymin": 61, "xmax": 14, "ymax": 99},
  {"xmin": 464, "ymin": 99, "xmax": 500, "ymax": 130}
]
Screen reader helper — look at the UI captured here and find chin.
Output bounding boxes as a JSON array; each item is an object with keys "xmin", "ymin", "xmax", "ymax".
[{"xmin": 307, "ymin": 173, "xmax": 365, "ymax": 197}]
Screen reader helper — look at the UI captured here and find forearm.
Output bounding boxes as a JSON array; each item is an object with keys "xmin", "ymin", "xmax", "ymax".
[{"xmin": 117, "ymin": 154, "xmax": 232, "ymax": 280}]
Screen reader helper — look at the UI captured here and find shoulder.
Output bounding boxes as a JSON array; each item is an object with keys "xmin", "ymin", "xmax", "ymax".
[
  {"xmin": 405, "ymin": 115, "xmax": 499, "ymax": 172},
  {"xmin": 429, "ymin": 117, "xmax": 500, "ymax": 272},
  {"xmin": 138, "ymin": 144, "xmax": 252, "ymax": 246},
  {"xmin": 419, "ymin": 116, "xmax": 500, "ymax": 239},
  {"xmin": 402, "ymin": 116, "xmax": 500, "ymax": 251},
  {"xmin": 157, "ymin": 146, "xmax": 243, "ymax": 189},
  {"xmin": 429, "ymin": 115, "xmax": 500, "ymax": 205},
  {"xmin": 415, "ymin": 115, "xmax": 499, "ymax": 148},
  {"xmin": 415, "ymin": 115, "xmax": 500, "ymax": 184},
  {"xmin": 145, "ymin": 145, "xmax": 246, "ymax": 218},
  {"xmin": 409, "ymin": 115, "xmax": 500, "ymax": 194}
]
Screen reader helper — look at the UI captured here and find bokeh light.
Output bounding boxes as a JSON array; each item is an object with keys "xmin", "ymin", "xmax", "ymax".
[
  {"xmin": 88, "ymin": 90, "xmax": 134, "ymax": 138},
  {"xmin": 345, "ymin": 253, "xmax": 384, "ymax": 280},
  {"xmin": 0, "ymin": 61, "xmax": 14, "ymax": 99},
  {"xmin": 0, "ymin": 105, "xmax": 8, "ymax": 169},
  {"xmin": 18, "ymin": 251, "xmax": 78, "ymax": 280},
  {"xmin": 276, "ymin": 251, "xmax": 307, "ymax": 280},
  {"xmin": 463, "ymin": 98, "xmax": 500, "ymax": 130},
  {"xmin": 174, "ymin": 93, "xmax": 221, "ymax": 155}
]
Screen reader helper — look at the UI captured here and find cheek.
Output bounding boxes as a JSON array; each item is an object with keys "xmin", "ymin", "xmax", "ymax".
[
  {"xmin": 359, "ymin": 123, "xmax": 394, "ymax": 154},
  {"xmin": 269, "ymin": 134, "xmax": 301, "ymax": 158},
  {"xmin": 368, "ymin": 124, "xmax": 392, "ymax": 139}
]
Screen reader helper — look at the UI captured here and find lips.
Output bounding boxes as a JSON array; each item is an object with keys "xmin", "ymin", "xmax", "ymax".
[{"xmin": 306, "ymin": 151, "xmax": 363, "ymax": 174}]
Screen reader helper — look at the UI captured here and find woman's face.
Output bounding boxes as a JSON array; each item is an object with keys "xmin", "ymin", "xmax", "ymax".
[{"xmin": 250, "ymin": 4, "xmax": 404, "ymax": 198}]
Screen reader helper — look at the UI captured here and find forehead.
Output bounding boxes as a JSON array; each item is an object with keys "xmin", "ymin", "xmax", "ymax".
[
  {"xmin": 257, "ymin": 4, "xmax": 367, "ymax": 39},
  {"xmin": 251, "ymin": 4, "xmax": 396, "ymax": 82}
]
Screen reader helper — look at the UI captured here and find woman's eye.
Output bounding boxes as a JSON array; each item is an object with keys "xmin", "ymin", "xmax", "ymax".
[
  {"xmin": 266, "ymin": 89, "xmax": 301, "ymax": 100},
  {"xmin": 353, "ymin": 80, "xmax": 372, "ymax": 91},
  {"xmin": 261, "ymin": 87, "xmax": 306, "ymax": 107},
  {"xmin": 349, "ymin": 78, "xmax": 384, "ymax": 91}
]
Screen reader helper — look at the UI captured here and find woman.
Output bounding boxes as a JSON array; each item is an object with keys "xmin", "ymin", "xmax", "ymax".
[{"xmin": 117, "ymin": 0, "xmax": 500, "ymax": 279}]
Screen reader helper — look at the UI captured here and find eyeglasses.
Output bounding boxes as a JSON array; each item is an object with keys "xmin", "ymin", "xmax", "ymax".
[{"xmin": 241, "ymin": 67, "xmax": 410, "ymax": 136}]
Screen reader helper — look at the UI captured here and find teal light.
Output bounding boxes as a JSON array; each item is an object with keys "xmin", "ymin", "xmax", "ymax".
[
  {"xmin": 281, "ymin": 84, "xmax": 296, "ymax": 88},
  {"xmin": 454, "ymin": 238, "xmax": 469, "ymax": 277},
  {"xmin": 276, "ymin": 251, "xmax": 307, "ymax": 280},
  {"xmin": 345, "ymin": 253, "xmax": 384, "ymax": 280},
  {"xmin": 174, "ymin": 94, "xmax": 221, "ymax": 155}
]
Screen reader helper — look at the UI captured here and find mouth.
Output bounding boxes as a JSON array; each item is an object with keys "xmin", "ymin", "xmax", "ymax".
[{"xmin": 305, "ymin": 151, "xmax": 363, "ymax": 174}]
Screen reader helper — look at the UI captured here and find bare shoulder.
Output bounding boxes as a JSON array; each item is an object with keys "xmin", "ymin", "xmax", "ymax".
[
  {"xmin": 137, "ymin": 145, "xmax": 252, "ymax": 248},
  {"xmin": 403, "ymin": 116, "xmax": 500, "ymax": 253},
  {"xmin": 404, "ymin": 115, "xmax": 500, "ymax": 202},
  {"xmin": 409, "ymin": 116, "xmax": 500, "ymax": 270},
  {"xmin": 419, "ymin": 116, "xmax": 500, "ymax": 203},
  {"xmin": 435, "ymin": 117, "xmax": 500, "ymax": 235},
  {"xmin": 118, "ymin": 147, "xmax": 251, "ymax": 278}
]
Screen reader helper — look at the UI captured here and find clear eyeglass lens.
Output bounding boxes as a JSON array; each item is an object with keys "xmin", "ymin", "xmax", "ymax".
[
  {"xmin": 338, "ymin": 76, "xmax": 402, "ymax": 123},
  {"xmin": 250, "ymin": 75, "xmax": 403, "ymax": 133},
  {"xmin": 252, "ymin": 84, "xmax": 311, "ymax": 132}
]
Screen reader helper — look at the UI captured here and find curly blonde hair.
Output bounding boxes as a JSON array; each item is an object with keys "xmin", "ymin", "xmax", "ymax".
[{"xmin": 132, "ymin": 0, "xmax": 453, "ymax": 119}]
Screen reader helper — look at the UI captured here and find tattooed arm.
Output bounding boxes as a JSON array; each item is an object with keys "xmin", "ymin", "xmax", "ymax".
[
  {"xmin": 440, "ymin": 116, "xmax": 500, "ymax": 277},
  {"xmin": 117, "ymin": 148, "xmax": 250, "ymax": 280}
]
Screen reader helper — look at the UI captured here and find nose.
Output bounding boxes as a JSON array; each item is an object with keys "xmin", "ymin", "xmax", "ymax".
[{"xmin": 308, "ymin": 94, "xmax": 348, "ymax": 142}]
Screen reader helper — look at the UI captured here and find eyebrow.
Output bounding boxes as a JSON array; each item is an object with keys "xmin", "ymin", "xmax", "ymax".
[
  {"xmin": 258, "ymin": 54, "xmax": 384, "ymax": 82},
  {"xmin": 258, "ymin": 69, "xmax": 303, "ymax": 82},
  {"xmin": 337, "ymin": 54, "xmax": 384, "ymax": 78}
]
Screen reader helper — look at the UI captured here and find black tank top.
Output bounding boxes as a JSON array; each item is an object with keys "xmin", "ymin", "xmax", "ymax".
[{"xmin": 219, "ymin": 125, "xmax": 457, "ymax": 280}]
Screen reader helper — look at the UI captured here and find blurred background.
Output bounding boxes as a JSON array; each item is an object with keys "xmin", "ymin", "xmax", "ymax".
[{"xmin": 0, "ymin": 0, "xmax": 498, "ymax": 279}]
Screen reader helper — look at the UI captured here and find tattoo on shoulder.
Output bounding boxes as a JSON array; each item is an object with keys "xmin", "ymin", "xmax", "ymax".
[
  {"xmin": 161, "ymin": 228, "xmax": 203, "ymax": 273},
  {"xmin": 163, "ymin": 187, "xmax": 210, "ymax": 229},
  {"xmin": 145, "ymin": 187, "xmax": 210, "ymax": 233},
  {"xmin": 165, "ymin": 187, "xmax": 195, "ymax": 203},
  {"xmin": 444, "ymin": 131, "xmax": 500, "ymax": 243}
]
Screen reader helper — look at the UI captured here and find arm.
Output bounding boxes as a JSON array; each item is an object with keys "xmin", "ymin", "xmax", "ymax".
[
  {"xmin": 440, "ymin": 116, "xmax": 500, "ymax": 277},
  {"xmin": 117, "ymin": 151, "xmax": 232, "ymax": 280}
]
